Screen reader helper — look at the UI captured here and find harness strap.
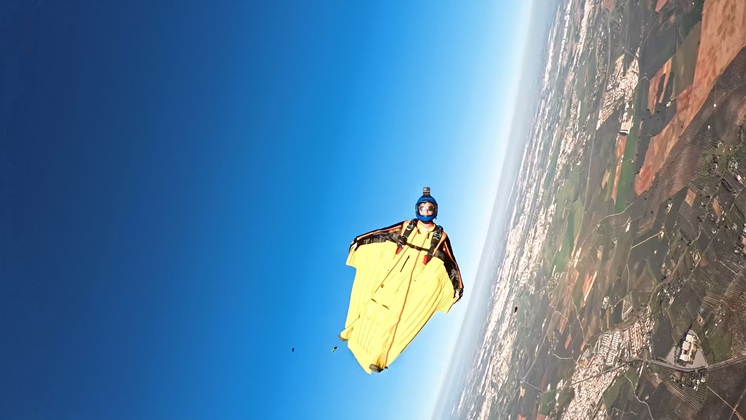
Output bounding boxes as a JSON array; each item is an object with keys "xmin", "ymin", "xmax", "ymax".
[
  {"xmin": 396, "ymin": 219, "xmax": 445, "ymax": 265},
  {"xmin": 395, "ymin": 219, "xmax": 418, "ymax": 254},
  {"xmin": 423, "ymin": 225, "xmax": 444, "ymax": 265}
]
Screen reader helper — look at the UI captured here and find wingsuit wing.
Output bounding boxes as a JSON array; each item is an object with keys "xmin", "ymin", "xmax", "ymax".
[
  {"xmin": 343, "ymin": 221, "xmax": 403, "ymax": 330},
  {"xmin": 341, "ymin": 221, "xmax": 463, "ymax": 373}
]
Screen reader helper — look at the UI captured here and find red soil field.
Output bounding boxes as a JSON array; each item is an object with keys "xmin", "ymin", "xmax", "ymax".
[{"xmin": 635, "ymin": 0, "xmax": 746, "ymax": 195}]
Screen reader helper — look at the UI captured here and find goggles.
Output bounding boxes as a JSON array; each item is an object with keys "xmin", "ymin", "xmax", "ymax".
[{"xmin": 418, "ymin": 205, "xmax": 436, "ymax": 212}]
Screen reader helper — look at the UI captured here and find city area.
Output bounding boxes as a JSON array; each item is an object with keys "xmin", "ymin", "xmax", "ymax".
[{"xmin": 443, "ymin": 0, "xmax": 746, "ymax": 418}]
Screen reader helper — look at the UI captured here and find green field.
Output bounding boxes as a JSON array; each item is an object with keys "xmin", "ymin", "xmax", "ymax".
[
  {"xmin": 671, "ymin": 23, "xmax": 700, "ymax": 97},
  {"xmin": 556, "ymin": 166, "xmax": 580, "ymax": 207},
  {"xmin": 576, "ymin": 33, "xmax": 598, "ymax": 126},
  {"xmin": 539, "ymin": 391, "xmax": 557, "ymax": 416},
  {"xmin": 572, "ymin": 269, "xmax": 584, "ymax": 311},
  {"xmin": 545, "ymin": 140, "xmax": 563, "ymax": 191},
  {"xmin": 612, "ymin": 0, "xmax": 628, "ymax": 19},
  {"xmin": 571, "ymin": 199, "xmax": 584, "ymax": 244},
  {"xmin": 700, "ymin": 328, "xmax": 732, "ymax": 364},
  {"xmin": 604, "ymin": 164, "xmax": 615, "ymax": 203},
  {"xmin": 602, "ymin": 374, "xmax": 629, "ymax": 409},
  {"xmin": 602, "ymin": 367, "xmax": 642, "ymax": 412},
  {"xmin": 679, "ymin": 0, "xmax": 705, "ymax": 39},
  {"xmin": 615, "ymin": 80, "xmax": 648, "ymax": 212},
  {"xmin": 555, "ymin": 387, "xmax": 575, "ymax": 420},
  {"xmin": 623, "ymin": 365, "xmax": 639, "ymax": 390},
  {"xmin": 554, "ymin": 212, "xmax": 576, "ymax": 277},
  {"xmin": 547, "ymin": 164, "xmax": 584, "ymax": 276}
]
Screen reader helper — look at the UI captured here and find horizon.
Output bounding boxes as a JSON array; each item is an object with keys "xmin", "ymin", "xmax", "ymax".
[{"xmin": 431, "ymin": 1, "xmax": 560, "ymax": 417}]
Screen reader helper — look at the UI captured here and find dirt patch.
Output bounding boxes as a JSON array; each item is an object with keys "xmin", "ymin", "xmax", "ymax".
[
  {"xmin": 635, "ymin": 84, "xmax": 694, "ymax": 195},
  {"xmin": 611, "ymin": 161, "xmax": 624, "ymax": 203},
  {"xmin": 602, "ymin": 0, "xmax": 614, "ymax": 13},
  {"xmin": 612, "ymin": 134, "xmax": 628, "ymax": 202},
  {"xmin": 616, "ymin": 134, "xmax": 628, "ymax": 161},
  {"xmin": 655, "ymin": 0, "xmax": 669, "ymax": 13},
  {"xmin": 557, "ymin": 310, "xmax": 568, "ymax": 334},
  {"xmin": 712, "ymin": 198, "xmax": 722, "ymax": 218},
  {"xmin": 582, "ymin": 272, "xmax": 598, "ymax": 303},
  {"xmin": 569, "ymin": 267, "xmax": 580, "ymax": 286},
  {"xmin": 648, "ymin": 59, "xmax": 672, "ymax": 114},
  {"xmin": 634, "ymin": 0, "xmax": 746, "ymax": 195},
  {"xmin": 642, "ymin": 65, "xmax": 746, "ymax": 209},
  {"xmin": 602, "ymin": 169, "xmax": 610, "ymax": 189},
  {"xmin": 683, "ymin": 0, "xmax": 746, "ymax": 129},
  {"xmin": 685, "ymin": 188, "xmax": 697, "ymax": 205}
]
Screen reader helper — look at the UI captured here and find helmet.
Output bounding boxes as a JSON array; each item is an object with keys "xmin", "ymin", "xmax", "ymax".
[{"xmin": 415, "ymin": 187, "xmax": 438, "ymax": 222}]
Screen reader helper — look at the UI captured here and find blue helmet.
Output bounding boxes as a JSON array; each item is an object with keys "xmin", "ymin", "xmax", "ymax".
[{"xmin": 415, "ymin": 187, "xmax": 438, "ymax": 222}]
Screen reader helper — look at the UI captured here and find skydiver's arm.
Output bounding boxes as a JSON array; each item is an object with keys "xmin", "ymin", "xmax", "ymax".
[
  {"xmin": 348, "ymin": 221, "xmax": 406, "ymax": 253},
  {"xmin": 440, "ymin": 236, "xmax": 464, "ymax": 302}
]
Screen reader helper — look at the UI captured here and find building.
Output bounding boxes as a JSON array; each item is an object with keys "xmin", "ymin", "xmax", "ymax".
[{"xmin": 676, "ymin": 331, "xmax": 699, "ymax": 365}]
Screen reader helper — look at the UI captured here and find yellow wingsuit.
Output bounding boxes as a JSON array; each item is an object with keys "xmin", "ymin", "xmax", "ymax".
[{"xmin": 340, "ymin": 220, "xmax": 463, "ymax": 373}]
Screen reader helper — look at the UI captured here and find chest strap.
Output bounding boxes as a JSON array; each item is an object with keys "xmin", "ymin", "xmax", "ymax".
[
  {"xmin": 396, "ymin": 219, "xmax": 445, "ymax": 265},
  {"xmin": 423, "ymin": 225, "xmax": 444, "ymax": 265},
  {"xmin": 395, "ymin": 219, "xmax": 418, "ymax": 254}
]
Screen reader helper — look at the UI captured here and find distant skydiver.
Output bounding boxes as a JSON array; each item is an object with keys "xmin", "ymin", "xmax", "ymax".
[{"xmin": 340, "ymin": 187, "xmax": 463, "ymax": 373}]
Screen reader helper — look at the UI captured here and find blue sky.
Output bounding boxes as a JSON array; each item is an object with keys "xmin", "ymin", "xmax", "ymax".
[{"xmin": 0, "ymin": 1, "xmax": 534, "ymax": 419}]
